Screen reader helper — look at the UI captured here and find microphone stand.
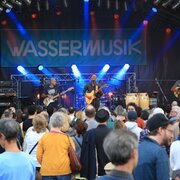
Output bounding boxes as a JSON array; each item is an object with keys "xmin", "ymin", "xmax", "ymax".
[{"xmin": 155, "ymin": 78, "xmax": 169, "ymax": 105}]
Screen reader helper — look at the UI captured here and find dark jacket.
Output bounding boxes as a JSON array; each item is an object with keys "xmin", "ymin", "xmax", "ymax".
[{"xmin": 80, "ymin": 129, "xmax": 96, "ymax": 180}]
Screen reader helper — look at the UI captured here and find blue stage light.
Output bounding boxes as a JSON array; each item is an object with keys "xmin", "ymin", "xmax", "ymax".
[
  {"xmin": 17, "ymin": 65, "xmax": 27, "ymax": 75},
  {"xmin": 102, "ymin": 64, "xmax": 110, "ymax": 72},
  {"xmin": 152, "ymin": 7, "xmax": 157, "ymax": 13},
  {"xmin": 6, "ymin": 9, "xmax": 11, "ymax": 13},
  {"xmin": 71, "ymin": 64, "xmax": 81, "ymax": 78},
  {"xmin": 124, "ymin": 64, "xmax": 130, "ymax": 70},
  {"xmin": 38, "ymin": 65, "xmax": 44, "ymax": 71}
]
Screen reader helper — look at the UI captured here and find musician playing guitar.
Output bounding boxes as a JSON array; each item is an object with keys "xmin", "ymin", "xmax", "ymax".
[
  {"xmin": 42, "ymin": 78, "xmax": 61, "ymax": 109},
  {"xmin": 83, "ymin": 74, "xmax": 103, "ymax": 111},
  {"xmin": 171, "ymin": 80, "xmax": 180, "ymax": 105}
]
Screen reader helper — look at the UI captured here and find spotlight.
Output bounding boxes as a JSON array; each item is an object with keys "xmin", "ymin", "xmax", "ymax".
[
  {"xmin": 31, "ymin": 13, "xmax": 37, "ymax": 19},
  {"xmin": 124, "ymin": 64, "xmax": 130, "ymax": 70},
  {"xmin": 90, "ymin": 11, "xmax": 95, "ymax": 16},
  {"xmin": 162, "ymin": 0, "xmax": 172, "ymax": 7},
  {"xmin": 102, "ymin": 64, "xmax": 110, "ymax": 72},
  {"xmin": 143, "ymin": 20, "xmax": 148, "ymax": 25},
  {"xmin": 23, "ymin": 0, "xmax": 31, "ymax": 5},
  {"xmin": 63, "ymin": 0, "xmax": 68, "ymax": 8},
  {"xmin": 71, "ymin": 64, "xmax": 81, "ymax": 78},
  {"xmin": 114, "ymin": 14, "xmax": 119, "ymax": 20},
  {"xmin": 166, "ymin": 28, "xmax": 171, "ymax": 33},
  {"xmin": 17, "ymin": 65, "xmax": 27, "ymax": 75},
  {"xmin": 6, "ymin": 9, "xmax": 12, "ymax": 13},
  {"xmin": 1, "ymin": 0, "xmax": 13, "ymax": 9},
  {"xmin": 152, "ymin": 7, "xmax": 158, "ymax": 12},
  {"xmin": 1, "ymin": 20, "xmax": 7, "ymax": 25},
  {"xmin": 172, "ymin": 0, "xmax": 180, "ymax": 9},
  {"xmin": 38, "ymin": 65, "xmax": 44, "ymax": 71},
  {"xmin": 11, "ymin": 0, "xmax": 22, "ymax": 6},
  {"xmin": 0, "ymin": 6, "xmax": 3, "ymax": 12},
  {"xmin": 153, "ymin": 0, "xmax": 162, "ymax": 5}
]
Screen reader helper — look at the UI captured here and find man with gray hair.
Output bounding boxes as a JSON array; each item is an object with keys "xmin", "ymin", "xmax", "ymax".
[
  {"xmin": 0, "ymin": 119, "xmax": 36, "ymax": 180},
  {"xmin": 85, "ymin": 104, "xmax": 98, "ymax": 131},
  {"xmin": 97, "ymin": 129, "xmax": 138, "ymax": 180}
]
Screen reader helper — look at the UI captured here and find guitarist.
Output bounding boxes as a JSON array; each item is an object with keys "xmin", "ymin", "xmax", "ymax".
[
  {"xmin": 42, "ymin": 78, "xmax": 61, "ymax": 110},
  {"xmin": 171, "ymin": 80, "xmax": 180, "ymax": 105},
  {"xmin": 83, "ymin": 74, "xmax": 103, "ymax": 111}
]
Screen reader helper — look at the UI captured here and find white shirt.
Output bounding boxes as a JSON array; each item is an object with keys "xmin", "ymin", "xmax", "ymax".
[
  {"xmin": 23, "ymin": 127, "xmax": 48, "ymax": 167},
  {"xmin": 170, "ymin": 140, "xmax": 180, "ymax": 171},
  {"xmin": 125, "ymin": 121, "xmax": 142, "ymax": 141}
]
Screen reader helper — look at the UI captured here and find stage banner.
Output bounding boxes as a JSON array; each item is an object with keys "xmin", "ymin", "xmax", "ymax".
[{"xmin": 0, "ymin": 29, "xmax": 147, "ymax": 67}]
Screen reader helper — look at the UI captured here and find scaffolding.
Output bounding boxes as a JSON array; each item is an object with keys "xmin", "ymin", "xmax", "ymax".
[{"xmin": 11, "ymin": 72, "xmax": 136, "ymax": 108}]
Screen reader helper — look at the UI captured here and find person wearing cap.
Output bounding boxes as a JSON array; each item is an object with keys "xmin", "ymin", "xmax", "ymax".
[
  {"xmin": 170, "ymin": 122, "xmax": 180, "ymax": 180},
  {"xmin": 80, "ymin": 109, "xmax": 112, "ymax": 180},
  {"xmin": 125, "ymin": 111, "xmax": 142, "ymax": 141},
  {"xmin": 134, "ymin": 113, "xmax": 174, "ymax": 180},
  {"xmin": 97, "ymin": 129, "xmax": 138, "ymax": 180},
  {"xmin": 82, "ymin": 74, "xmax": 103, "ymax": 111},
  {"xmin": 0, "ymin": 119, "xmax": 36, "ymax": 180}
]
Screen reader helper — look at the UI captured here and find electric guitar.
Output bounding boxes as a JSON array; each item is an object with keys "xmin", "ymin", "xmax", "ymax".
[
  {"xmin": 85, "ymin": 84, "xmax": 108, "ymax": 104},
  {"xmin": 43, "ymin": 87, "xmax": 74, "ymax": 106}
]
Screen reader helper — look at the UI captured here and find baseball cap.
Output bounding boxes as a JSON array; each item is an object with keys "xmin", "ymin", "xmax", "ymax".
[{"xmin": 146, "ymin": 113, "xmax": 169, "ymax": 131}]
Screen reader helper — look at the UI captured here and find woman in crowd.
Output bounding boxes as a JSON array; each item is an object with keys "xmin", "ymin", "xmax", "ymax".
[
  {"xmin": 71, "ymin": 119, "xmax": 88, "ymax": 158},
  {"xmin": 36, "ymin": 112, "xmax": 75, "ymax": 180},
  {"xmin": 23, "ymin": 114, "xmax": 48, "ymax": 171}
]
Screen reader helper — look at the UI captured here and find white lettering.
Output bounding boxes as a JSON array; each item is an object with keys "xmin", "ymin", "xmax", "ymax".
[
  {"xmin": 49, "ymin": 40, "xmax": 58, "ymax": 56},
  {"xmin": 59, "ymin": 40, "xmax": 69, "ymax": 56},
  {"xmin": 23, "ymin": 41, "xmax": 38, "ymax": 56},
  {"xmin": 7, "ymin": 40, "xmax": 26, "ymax": 56},
  {"xmin": 38, "ymin": 40, "xmax": 48, "ymax": 57}
]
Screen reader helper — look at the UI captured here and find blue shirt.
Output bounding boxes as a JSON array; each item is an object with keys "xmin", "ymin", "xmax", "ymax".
[
  {"xmin": 0, "ymin": 151, "xmax": 36, "ymax": 180},
  {"xmin": 133, "ymin": 137, "xmax": 170, "ymax": 180}
]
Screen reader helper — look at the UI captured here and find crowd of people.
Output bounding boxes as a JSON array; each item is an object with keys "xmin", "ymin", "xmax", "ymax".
[{"xmin": 0, "ymin": 98, "xmax": 180, "ymax": 180}]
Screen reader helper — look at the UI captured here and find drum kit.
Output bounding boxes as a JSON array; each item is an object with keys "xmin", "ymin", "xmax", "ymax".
[{"xmin": 125, "ymin": 92, "xmax": 158, "ymax": 109}]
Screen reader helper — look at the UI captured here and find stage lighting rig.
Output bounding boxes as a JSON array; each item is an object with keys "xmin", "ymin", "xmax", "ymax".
[
  {"xmin": 1, "ymin": 0, "xmax": 13, "ymax": 9},
  {"xmin": 0, "ymin": 6, "xmax": 3, "ymax": 12},
  {"xmin": 23, "ymin": 0, "xmax": 32, "ymax": 5},
  {"xmin": 172, "ymin": 0, "xmax": 180, "ymax": 9},
  {"xmin": 11, "ymin": 0, "xmax": 22, "ymax": 7}
]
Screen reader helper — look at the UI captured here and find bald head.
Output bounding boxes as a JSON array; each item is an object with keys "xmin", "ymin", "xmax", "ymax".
[{"xmin": 85, "ymin": 105, "xmax": 96, "ymax": 118}]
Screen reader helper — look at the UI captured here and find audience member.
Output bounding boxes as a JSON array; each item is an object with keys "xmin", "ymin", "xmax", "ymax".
[
  {"xmin": 71, "ymin": 119, "xmax": 88, "ymax": 158},
  {"xmin": 80, "ymin": 109, "xmax": 111, "ymax": 179},
  {"xmin": 125, "ymin": 111, "xmax": 142, "ymax": 141},
  {"xmin": 170, "ymin": 122, "xmax": 180, "ymax": 180},
  {"xmin": 0, "ymin": 119, "xmax": 36, "ymax": 180},
  {"xmin": 134, "ymin": 113, "xmax": 173, "ymax": 180},
  {"xmin": 23, "ymin": 114, "xmax": 48, "ymax": 171},
  {"xmin": 22, "ymin": 105, "xmax": 37, "ymax": 134},
  {"xmin": 98, "ymin": 129, "xmax": 138, "ymax": 180},
  {"xmin": 36, "ymin": 112, "xmax": 75, "ymax": 180},
  {"xmin": 85, "ymin": 104, "xmax": 98, "ymax": 131}
]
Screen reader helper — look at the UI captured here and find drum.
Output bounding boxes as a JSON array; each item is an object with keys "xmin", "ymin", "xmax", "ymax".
[
  {"xmin": 138, "ymin": 93, "xmax": 149, "ymax": 109},
  {"xmin": 125, "ymin": 93, "xmax": 139, "ymax": 106}
]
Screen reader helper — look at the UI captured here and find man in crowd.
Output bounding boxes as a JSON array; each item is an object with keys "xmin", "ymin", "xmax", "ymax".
[
  {"xmin": 98, "ymin": 129, "xmax": 138, "ymax": 180},
  {"xmin": 134, "ymin": 113, "xmax": 174, "ymax": 180},
  {"xmin": 80, "ymin": 109, "xmax": 111, "ymax": 179},
  {"xmin": 0, "ymin": 119, "xmax": 35, "ymax": 180},
  {"xmin": 85, "ymin": 104, "xmax": 98, "ymax": 131}
]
